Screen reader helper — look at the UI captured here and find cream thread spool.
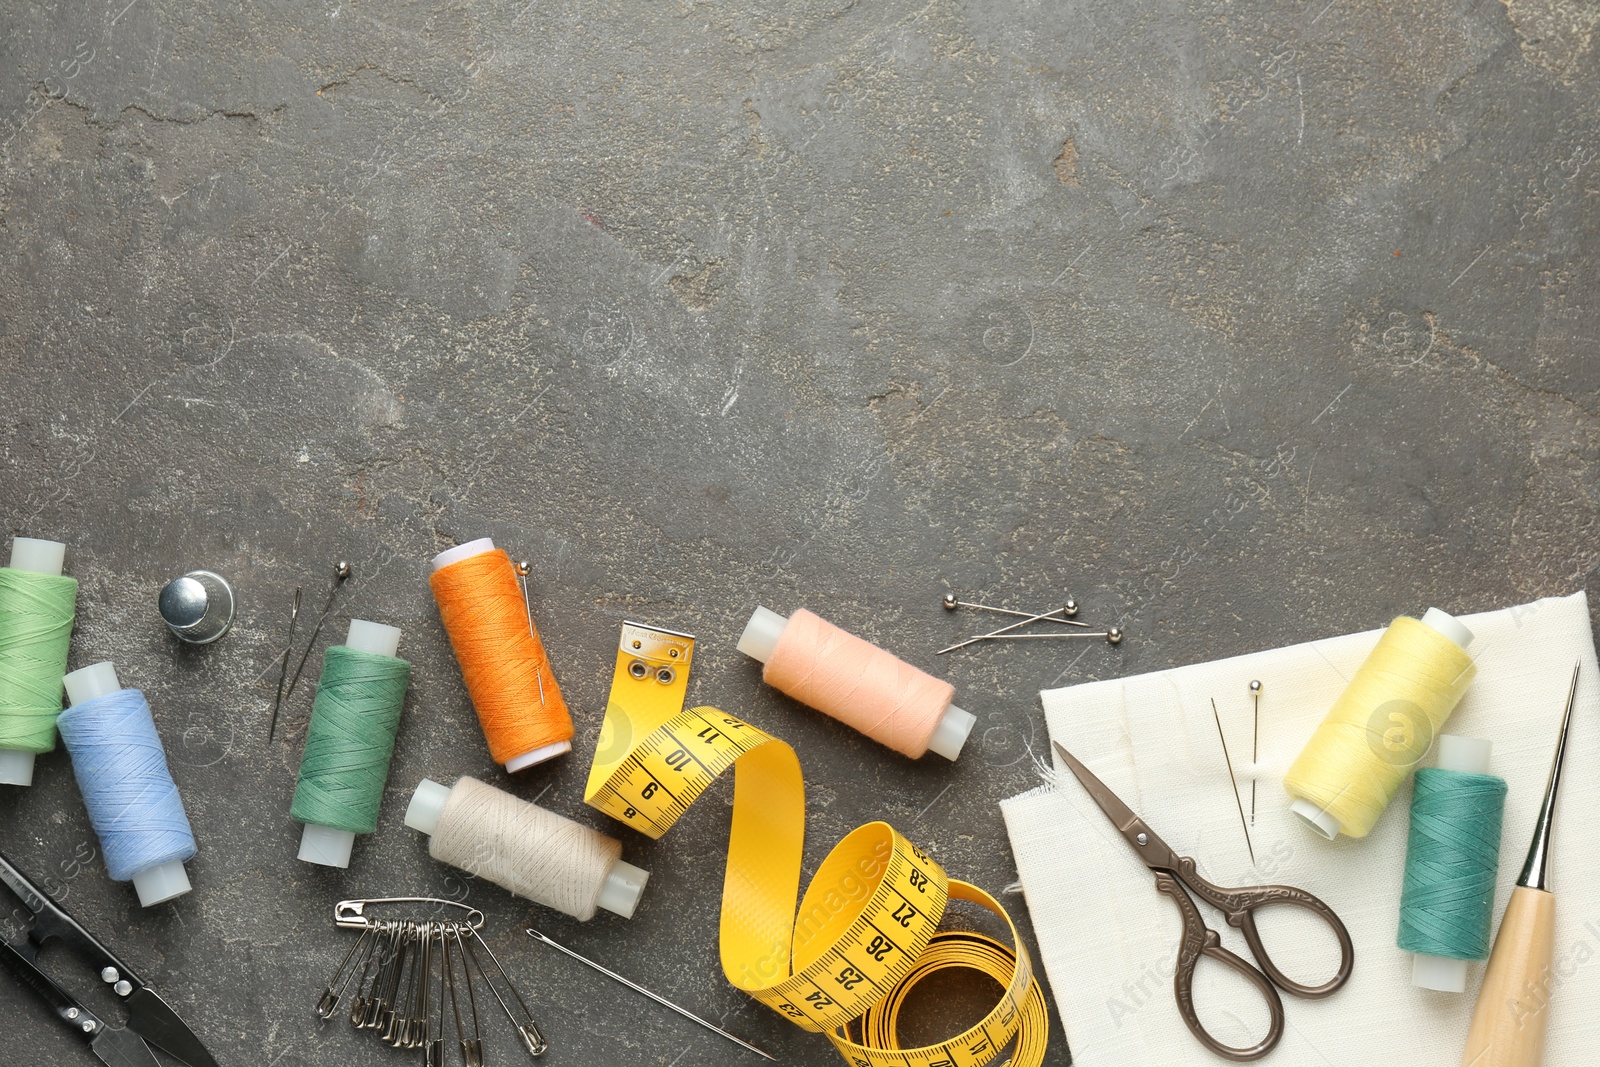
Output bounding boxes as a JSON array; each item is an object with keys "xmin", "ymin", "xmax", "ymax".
[
  {"xmin": 1284, "ymin": 607, "xmax": 1476, "ymax": 840},
  {"xmin": 738, "ymin": 606, "xmax": 977, "ymax": 760},
  {"xmin": 405, "ymin": 776, "xmax": 649, "ymax": 921}
]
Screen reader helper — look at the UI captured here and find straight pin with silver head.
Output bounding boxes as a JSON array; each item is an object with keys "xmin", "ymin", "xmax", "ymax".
[
  {"xmin": 937, "ymin": 605, "xmax": 1092, "ymax": 654},
  {"xmin": 283, "ymin": 560, "xmax": 353, "ymax": 703},
  {"xmin": 515, "ymin": 560, "xmax": 546, "ymax": 706},
  {"xmin": 942, "ymin": 592, "xmax": 1080, "ymax": 619},
  {"xmin": 964, "ymin": 627, "xmax": 1123, "ymax": 647}
]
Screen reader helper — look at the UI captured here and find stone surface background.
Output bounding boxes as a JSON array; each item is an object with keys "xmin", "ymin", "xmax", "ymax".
[{"xmin": 2, "ymin": 1, "xmax": 1596, "ymax": 1064}]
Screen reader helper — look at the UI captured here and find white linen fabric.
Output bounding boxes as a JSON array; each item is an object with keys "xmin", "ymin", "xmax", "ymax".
[{"xmin": 1001, "ymin": 592, "xmax": 1600, "ymax": 1066}]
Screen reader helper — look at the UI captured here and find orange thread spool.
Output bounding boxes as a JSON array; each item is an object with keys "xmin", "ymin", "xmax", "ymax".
[{"xmin": 430, "ymin": 539, "xmax": 573, "ymax": 770}]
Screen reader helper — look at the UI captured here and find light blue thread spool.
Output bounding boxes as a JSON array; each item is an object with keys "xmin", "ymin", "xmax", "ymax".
[{"xmin": 59, "ymin": 662, "xmax": 196, "ymax": 907}]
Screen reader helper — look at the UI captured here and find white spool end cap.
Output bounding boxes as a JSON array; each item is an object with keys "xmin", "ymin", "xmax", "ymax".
[
  {"xmin": 405, "ymin": 778, "xmax": 452, "ymax": 836},
  {"xmin": 131, "ymin": 860, "xmax": 191, "ymax": 907},
  {"xmin": 926, "ymin": 705, "xmax": 976, "ymax": 761},
  {"xmin": 1436, "ymin": 735, "xmax": 1491, "ymax": 775},
  {"xmin": 1412, "ymin": 952, "xmax": 1470, "ymax": 993},
  {"xmin": 8, "ymin": 537, "xmax": 66, "ymax": 575},
  {"xmin": 737, "ymin": 606, "xmax": 789, "ymax": 664},
  {"xmin": 505, "ymin": 741, "xmax": 572, "ymax": 772},
  {"xmin": 597, "ymin": 859, "xmax": 650, "ymax": 919},
  {"xmin": 298, "ymin": 823, "xmax": 356, "ymax": 868},
  {"xmin": 0, "ymin": 750, "xmax": 36, "ymax": 787},
  {"xmin": 346, "ymin": 619, "xmax": 401, "ymax": 657},
  {"xmin": 64, "ymin": 662, "xmax": 122, "ymax": 706},
  {"xmin": 1420, "ymin": 608, "xmax": 1473, "ymax": 650},
  {"xmin": 432, "ymin": 537, "xmax": 496, "ymax": 572},
  {"xmin": 1290, "ymin": 798, "xmax": 1342, "ymax": 840}
]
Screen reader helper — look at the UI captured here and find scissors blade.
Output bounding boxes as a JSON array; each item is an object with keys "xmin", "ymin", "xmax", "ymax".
[
  {"xmin": 124, "ymin": 987, "xmax": 219, "ymax": 1067},
  {"xmin": 90, "ymin": 1026, "xmax": 162, "ymax": 1067},
  {"xmin": 1053, "ymin": 741, "xmax": 1182, "ymax": 871}
]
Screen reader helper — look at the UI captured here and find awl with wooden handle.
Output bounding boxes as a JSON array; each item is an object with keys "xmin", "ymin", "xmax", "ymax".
[{"xmin": 1460, "ymin": 661, "xmax": 1582, "ymax": 1067}]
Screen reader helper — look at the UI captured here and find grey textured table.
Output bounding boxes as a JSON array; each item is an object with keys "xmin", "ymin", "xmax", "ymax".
[{"xmin": 3, "ymin": 1, "xmax": 1597, "ymax": 1065}]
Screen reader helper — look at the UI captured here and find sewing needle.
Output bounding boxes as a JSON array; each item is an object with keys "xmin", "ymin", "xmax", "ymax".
[
  {"xmin": 282, "ymin": 560, "xmax": 352, "ymax": 704},
  {"xmin": 268, "ymin": 587, "xmax": 302, "ymax": 742},
  {"xmin": 1212, "ymin": 698, "xmax": 1256, "ymax": 868},
  {"xmin": 1249, "ymin": 680, "xmax": 1262, "ymax": 826},
  {"xmin": 525, "ymin": 929, "xmax": 776, "ymax": 1061}
]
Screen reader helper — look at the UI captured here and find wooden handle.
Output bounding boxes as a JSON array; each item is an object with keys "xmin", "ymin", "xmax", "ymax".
[{"xmin": 1461, "ymin": 886, "xmax": 1557, "ymax": 1067}]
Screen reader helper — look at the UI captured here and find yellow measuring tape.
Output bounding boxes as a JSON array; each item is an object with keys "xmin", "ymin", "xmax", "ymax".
[{"xmin": 584, "ymin": 623, "xmax": 1048, "ymax": 1066}]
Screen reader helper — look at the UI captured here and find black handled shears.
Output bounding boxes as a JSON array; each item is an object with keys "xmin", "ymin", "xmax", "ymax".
[{"xmin": 0, "ymin": 850, "xmax": 219, "ymax": 1067}]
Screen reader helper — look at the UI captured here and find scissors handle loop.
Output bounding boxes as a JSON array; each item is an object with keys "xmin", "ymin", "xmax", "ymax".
[
  {"xmin": 1176, "ymin": 858, "xmax": 1355, "ymax": 999},
  {"xmin": 1156, "ymin": 871, "xmax": 1284, "ymax": 1062}
]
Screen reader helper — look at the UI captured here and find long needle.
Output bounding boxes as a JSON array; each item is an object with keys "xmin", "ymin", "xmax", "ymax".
[
  {"xmin": 526, "ymin": 929, "xmax": 776, "ymax": 1061},
  {"xmin": 1249, "ymin": 680, "xmax": 1261, "ymax": 826},
  {"xmin": 283, "ymin": 561, "xmax": 353, "ymax": 704},
  {"xmin": 268, "ymin": 587, "xmax": 302, "ymax": 742},
  {"xmin": 1211, "ymin": 698, "xmax": 1256, "ymax": 868}
]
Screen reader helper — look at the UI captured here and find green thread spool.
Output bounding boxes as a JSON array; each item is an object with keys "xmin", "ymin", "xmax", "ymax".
[
  {"xmin": 1398, "ymin": 735, "xmax": 1507, "ymax": 993},
  {"xmin": 0, "ymin": 537, "xmax": 79, "ymax": 786},
  {"xmin": 291, "ymin": 620, "xmax": 410, "ymax": 868}
]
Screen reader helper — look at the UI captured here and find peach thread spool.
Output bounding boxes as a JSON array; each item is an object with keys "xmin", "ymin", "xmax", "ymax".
[
  {"xmin": 430, "ymin": 538, "xmax": 573, "ymax": 771},
  {"xmin": 737, "ymin": 606, "xmax": 976, "ymax": 760}
]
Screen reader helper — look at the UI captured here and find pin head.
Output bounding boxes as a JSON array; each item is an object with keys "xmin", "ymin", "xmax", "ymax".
[
  {"xmin": 515, "ymin": 560, "xmax": 532, "ymax": 577},
  {"xmin": 1106, "ymin": 627, "xmax": 1123, "ymax": 645},
  {"xmin": 1063, "ymin": 597, "xmax": 1079, "ymax": 617},
  {"xmin": 335, "ymin": 561, "xmax": 352, "ymax": 581},
  {"xmin": 1249, "ymin": 679, "xmax": 1263, "ymax": 694},
  {"xmin": 942, "ymin": 593, "xmax": 959, "ymax": 611}
]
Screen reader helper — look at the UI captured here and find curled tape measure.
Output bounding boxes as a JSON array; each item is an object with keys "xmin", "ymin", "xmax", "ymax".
[{"xmin": 584, "ymin": 623, "xmax": 1048, "ymax": 1066}]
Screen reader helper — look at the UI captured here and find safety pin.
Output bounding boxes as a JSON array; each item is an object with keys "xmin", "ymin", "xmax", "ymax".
[
  {"xmin": 463, "ymin": 929, "xmax": 547, "ymax": 1058},
  {"xmin": 318, "ymin": 925, "xmax": 376, "ymax": 1019},
  {"xmin": 335, "ymin": 898, "xmax": 485, "ymax": 931},
  {"xmin": 448, "ymin": 926, "xmax": 484, "ymax": 1066}
]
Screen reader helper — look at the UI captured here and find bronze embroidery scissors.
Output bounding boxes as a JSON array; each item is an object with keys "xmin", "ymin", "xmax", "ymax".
[{"xmin": 1054, "ymin": 741, "xmax": 1355, "ymax": 1061}]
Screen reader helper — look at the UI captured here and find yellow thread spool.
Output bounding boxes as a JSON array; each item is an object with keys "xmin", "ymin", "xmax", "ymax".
[{"xmin": 1283, "ymin": 609, "xmax": 1476, "ymax": 840}]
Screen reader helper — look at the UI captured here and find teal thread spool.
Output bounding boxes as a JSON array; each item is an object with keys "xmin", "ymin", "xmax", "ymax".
[
  {"xmin": 291, "ymin": 620, "xmax": 410, "ymax": 868},
  {"xmin": 0, "ymin": 537, "xmax": 79, "ymax": 786},
  {"xmin": 1398, "ymin": 735, "xmax": 1507, "ymax": 992}
]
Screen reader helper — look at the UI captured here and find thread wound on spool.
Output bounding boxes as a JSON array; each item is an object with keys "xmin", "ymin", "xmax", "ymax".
[
  {"xmin": 1283, "ymin": 616, "xmax": 1476, "ymax": 838},
  {"xmin": 430, "ymin": 777, "xmax": 622, "ymax": 921},
  {"xmin": 0, "ymin": 568, "xmax": 79, "ymax": 753},
  {"xmin": 430, "ymin": 549, "xmax": 573, "ymax": 765},
  {"xmin": 763, "ymin": 608, "xmax": 954, "ymax": 759},
  {"xmin": 291, "ymin": 645, "xmax": 410, "ymax": 835},
  {"xmin": 56, "ymin": 689, "xmax": 196, "ymax": 882},
  {"xmin": 1398, "ymin": 767, "xmax": 1507, "ymax": 961}
]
